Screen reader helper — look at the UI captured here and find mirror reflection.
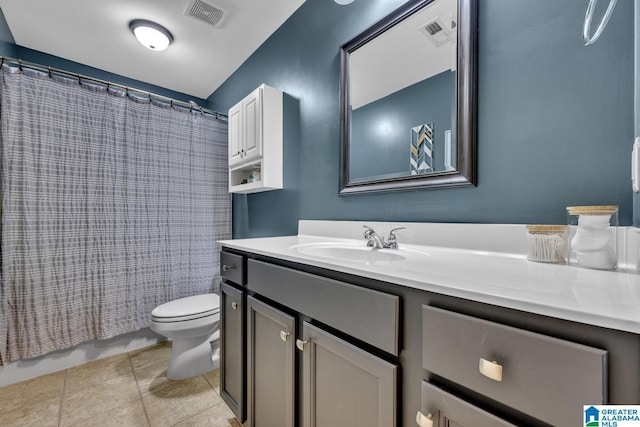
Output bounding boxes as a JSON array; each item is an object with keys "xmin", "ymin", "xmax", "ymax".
[
  {"xmin": 340, "ymin": 0, "xmax": 477, "ymax": 194},
  {"xmin": 349, "ymin": 0, "xmax": 457, "ymax": 183}
]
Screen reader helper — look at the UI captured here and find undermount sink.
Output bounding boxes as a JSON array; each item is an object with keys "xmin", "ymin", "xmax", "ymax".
[{"xmin": 290, "ymin": 241, "xmax": 422, "ymax": 263}]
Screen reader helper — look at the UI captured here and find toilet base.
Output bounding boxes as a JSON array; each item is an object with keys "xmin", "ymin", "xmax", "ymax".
[{"xmin": 166, "ymin": 331, "xmax": 220, "ymax": 380}]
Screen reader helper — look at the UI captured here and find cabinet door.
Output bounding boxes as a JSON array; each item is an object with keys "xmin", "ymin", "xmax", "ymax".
[
  {"xmin": 242, "ymin": 87, "xmax": 263, "ymax": 162},
  {"xmin": 300, "ymin": 322, "xmax": 397, "ymax": 427},
  {"xmin": 247, "ymin": 296, "xmax": 295, "ymax": 427},
  {"xmin": 220, "ymin": 283, "xmax": 244, "ymax": 422},
  {"xmin": 228, "ymin": 103, "xmax": 243, "ymax": 167}
]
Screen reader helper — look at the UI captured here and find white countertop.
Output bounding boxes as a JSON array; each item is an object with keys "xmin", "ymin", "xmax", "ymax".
[{"xmin": 219, "ymin": 220, "xmax": 640, "ymax": 334}]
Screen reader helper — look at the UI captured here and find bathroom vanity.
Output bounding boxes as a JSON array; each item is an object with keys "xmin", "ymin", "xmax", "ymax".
[{"xmin": 218, "ymin": 221, "xmax": 640, "ymax": 427}]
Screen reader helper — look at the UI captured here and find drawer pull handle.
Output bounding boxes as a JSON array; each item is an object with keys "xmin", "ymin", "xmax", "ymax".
[
  {"xmin": 280, "ymin": 330, "xmax": 291, "ymax": 342},
  {"xmin": 479, "ymin": 358, "xmax": 503, "ymax": 382},
  {"xmin": 231, "ymin": 302, "xmax": 239, "ymax": 310},
  {"xmin": 222, "ymin": 264, "xmax": 234, "ymax": 271},
  {"xmin": 296, "ymin": 339, "xmax": 308, "ymax": 351},
  {"xmin": 416, "ymin": 411, "xmax": 433, "ymax": 427}
]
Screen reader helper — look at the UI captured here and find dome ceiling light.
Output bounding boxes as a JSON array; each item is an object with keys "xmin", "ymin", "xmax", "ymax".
[{"xmin": 129, "ymin": 19, "xmax": 174, "ymax": 51}]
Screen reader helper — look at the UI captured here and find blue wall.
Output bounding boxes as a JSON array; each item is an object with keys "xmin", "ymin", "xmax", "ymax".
[{"xmin": 209, "ymin": 0, "xmax": 635, "ymax": 237}]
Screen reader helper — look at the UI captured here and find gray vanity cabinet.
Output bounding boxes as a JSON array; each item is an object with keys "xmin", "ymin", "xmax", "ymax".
[
  {"xmin": 220, "ymin": 247, "xmax": 640, "ymax": 427},
  {"xmin": 246, "ymin": 295, "xmax": 296, "ymax": 427},
  {"xmin": 300, "ymin": 322, "xmax": 397, "ymax": 427}
]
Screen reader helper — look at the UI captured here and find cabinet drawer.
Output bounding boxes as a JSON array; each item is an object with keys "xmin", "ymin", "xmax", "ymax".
[
  {"xmin": 422, "ymin": 306, "xmax": 607, "ymax": 427},
  {"xmin": 248, "ymin": 259, "xmax": 400, "ymax": 355},
  {"xmin": 220, "ymin": 251, "xmax": 245, "ymax": 285},
  {"xmin": 420, "ymin": 381, "xmax": 516, "ymax": 427}
]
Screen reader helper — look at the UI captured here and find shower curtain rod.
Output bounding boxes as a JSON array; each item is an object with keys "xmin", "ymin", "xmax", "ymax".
[{"xmin": 0, "ymin": 55, "xmax": 227, "ymax": 119}]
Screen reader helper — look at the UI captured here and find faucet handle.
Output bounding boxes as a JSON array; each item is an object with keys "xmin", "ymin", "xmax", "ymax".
[
  {"xmin": 362, "ymin": 225, "xmax": 375, "ymax": 237},
  {"xmin": 387, "ymin": 227, "xmax": 406, "ymax": 241},
  {"xmin": 363, "ymin": 225, "xmax": 379, "ymax": 247}
]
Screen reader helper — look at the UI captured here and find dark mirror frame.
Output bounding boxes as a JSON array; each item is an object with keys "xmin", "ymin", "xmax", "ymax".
[{"xmin": 339, "ymin": 0, "xmax": 478, "ymax": 195}]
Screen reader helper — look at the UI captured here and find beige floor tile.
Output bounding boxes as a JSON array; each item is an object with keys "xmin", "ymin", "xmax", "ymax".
[
  {"xmin": 65, "ymin": 400, "xmax": 150, "ymax": 427},
  {"xmin": 1, "ymin": 396, "xmax": 61, "ymax": 427},
  {"xmin": 130, "ymin": 342, "xmax": 173, "ymax": 393},
  {"xmin": 65, "ymin": 353, "xmax": 133, "ymax": 393},
  {"xmin": 132, "ymin": 357, "xmax": 172, "ymax": 394},
  {"xmin": 129, "ymin": 342, "xmax": 171, "ymax": 371},
  {"xmin": 173, "ymin": 401, "xmax": 241, "ymax": 427},
  {"xmin": 60, "ymin": 371, "xmax": 140, "ymax": 426},
  {"xmin": 141, "ymin": 376, "xmax": 222, "ymax": 427},
  {"xmin": 0, "ymin": 370, "xmax": 65, "ymax": 414},
  {"xmin": 203, "ymin": 369, "xmax": 220, "ymax": 394}
]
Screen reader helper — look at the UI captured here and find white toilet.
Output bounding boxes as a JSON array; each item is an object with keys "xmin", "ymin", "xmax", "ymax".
[{"xmin": 150, "ymin": 293, "xmax": 220, "ymax": 380}]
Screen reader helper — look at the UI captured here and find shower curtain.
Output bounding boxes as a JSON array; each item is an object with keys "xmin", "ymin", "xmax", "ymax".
[{"xmin": 0, "ymin": 64, "xmax": 231, "ymax": 365}]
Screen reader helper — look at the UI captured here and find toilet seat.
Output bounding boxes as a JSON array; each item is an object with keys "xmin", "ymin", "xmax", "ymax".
[{"xmin": 151, "ymin": 294, "xmax": 220, "ymax": 323}]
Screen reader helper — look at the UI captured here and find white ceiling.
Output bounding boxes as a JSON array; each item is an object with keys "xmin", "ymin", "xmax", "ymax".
[{"xmin": 0, "ymin": 0, "xmax": 305, "ymax": 99}]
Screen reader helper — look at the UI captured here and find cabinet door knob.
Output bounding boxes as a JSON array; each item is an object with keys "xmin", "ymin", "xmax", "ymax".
[
  {"xmin": 222, "ymin": 264, "xmax": 234, "ymax": 272},
  {"xmin": 416, "ymin": 411, "xmax": 433, "ymax": 427},
  {"xmin": 296, "ymin": 339, "xmax": 308, "ymax": 351},
  {"xmin": 280, "ymin": 330, "xmax": 291, "ymax": 342},
  {"xmin": 479, "ymin": 358, "xmax": 503, "ymax": 382},
  {"xmin": 231, "ymin": 302, "xmax": 239, "ymax": 310}
]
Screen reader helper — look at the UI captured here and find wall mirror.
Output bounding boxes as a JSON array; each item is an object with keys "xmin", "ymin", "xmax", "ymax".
[{"xmin": 339, "ymin": 0, "xmax": 477, "ymax": 194}]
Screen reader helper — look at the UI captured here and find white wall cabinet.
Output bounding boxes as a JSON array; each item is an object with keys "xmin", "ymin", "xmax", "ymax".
[{"xmin": 228, "ymin": 84, "xmax": 283, "ymax": 194}]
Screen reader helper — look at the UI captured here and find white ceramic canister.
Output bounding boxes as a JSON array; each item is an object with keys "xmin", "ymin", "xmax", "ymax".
[{"xmin": 566, "ymin": 205, "xmax": 618, "ymax": 270}]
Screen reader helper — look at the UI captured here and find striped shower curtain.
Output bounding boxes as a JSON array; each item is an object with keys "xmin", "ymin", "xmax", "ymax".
[{"xmin": 0, "ymin": 64, "xmax": 231, "ymax": 365}]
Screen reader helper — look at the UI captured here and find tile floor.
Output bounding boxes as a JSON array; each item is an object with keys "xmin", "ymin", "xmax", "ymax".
[{"xmin": 0, "ymin": 342, "xmax": 241, "ymax": 427}]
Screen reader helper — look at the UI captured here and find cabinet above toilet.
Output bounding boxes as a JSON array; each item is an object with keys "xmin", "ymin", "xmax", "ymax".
[{"xmin": 228, "ymin": 84, "xmax": 283, "ymax": 194}]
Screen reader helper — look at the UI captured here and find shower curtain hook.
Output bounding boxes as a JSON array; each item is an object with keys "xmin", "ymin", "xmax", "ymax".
[
  {"xmin": 48, "ymin": 66, "xmax": 52, "ymax": 78},
  {"xmin": 170, "ymin": 99, "xmax": 174, "ymax": 109},
  {"xmin": 77, "ymin": 73, "xmax": 81, "ymax": 85},
  {"xmin": 18, "ymin": 59, "xmax": 22, "ymax": 72}
]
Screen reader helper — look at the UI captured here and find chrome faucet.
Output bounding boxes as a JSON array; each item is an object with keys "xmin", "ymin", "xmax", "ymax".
[{"xmin": 362, "ymin": 225, "xmax": 406, "ymax": 249}]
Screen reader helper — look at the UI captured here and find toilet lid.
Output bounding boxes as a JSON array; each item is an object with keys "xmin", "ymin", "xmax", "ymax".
[{"xmin": 151, "ymin": 294, "xmax": 220, "ymax": 319}]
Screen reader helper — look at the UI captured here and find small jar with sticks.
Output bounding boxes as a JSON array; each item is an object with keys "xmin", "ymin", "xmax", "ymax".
[{"xmin": 525, "ymin": 225, "xmax": 568, "ymax": 264}]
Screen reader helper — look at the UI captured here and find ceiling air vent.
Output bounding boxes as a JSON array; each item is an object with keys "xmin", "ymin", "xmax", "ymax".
[
  {"xmin": 420, "ymin": 17, "xmax": 452, "ymax": 47},
  {"xmin": 185, "ymin": 0, "xmax": 228, "ymax": 28}
]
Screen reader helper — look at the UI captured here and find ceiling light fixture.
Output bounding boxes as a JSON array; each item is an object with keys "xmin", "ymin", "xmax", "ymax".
[
  {"xmin": 129, "ymin": 19, "xmax": 173, "ymax": 51},
  {"xmin": 334, "ymin": 0, "xmax": 354, "ymax": 5}
]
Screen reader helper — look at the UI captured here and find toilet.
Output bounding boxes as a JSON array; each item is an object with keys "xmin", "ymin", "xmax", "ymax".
[{"xmin": 150, "ymin": 293, "xmax": 220, "ymax": 380}]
